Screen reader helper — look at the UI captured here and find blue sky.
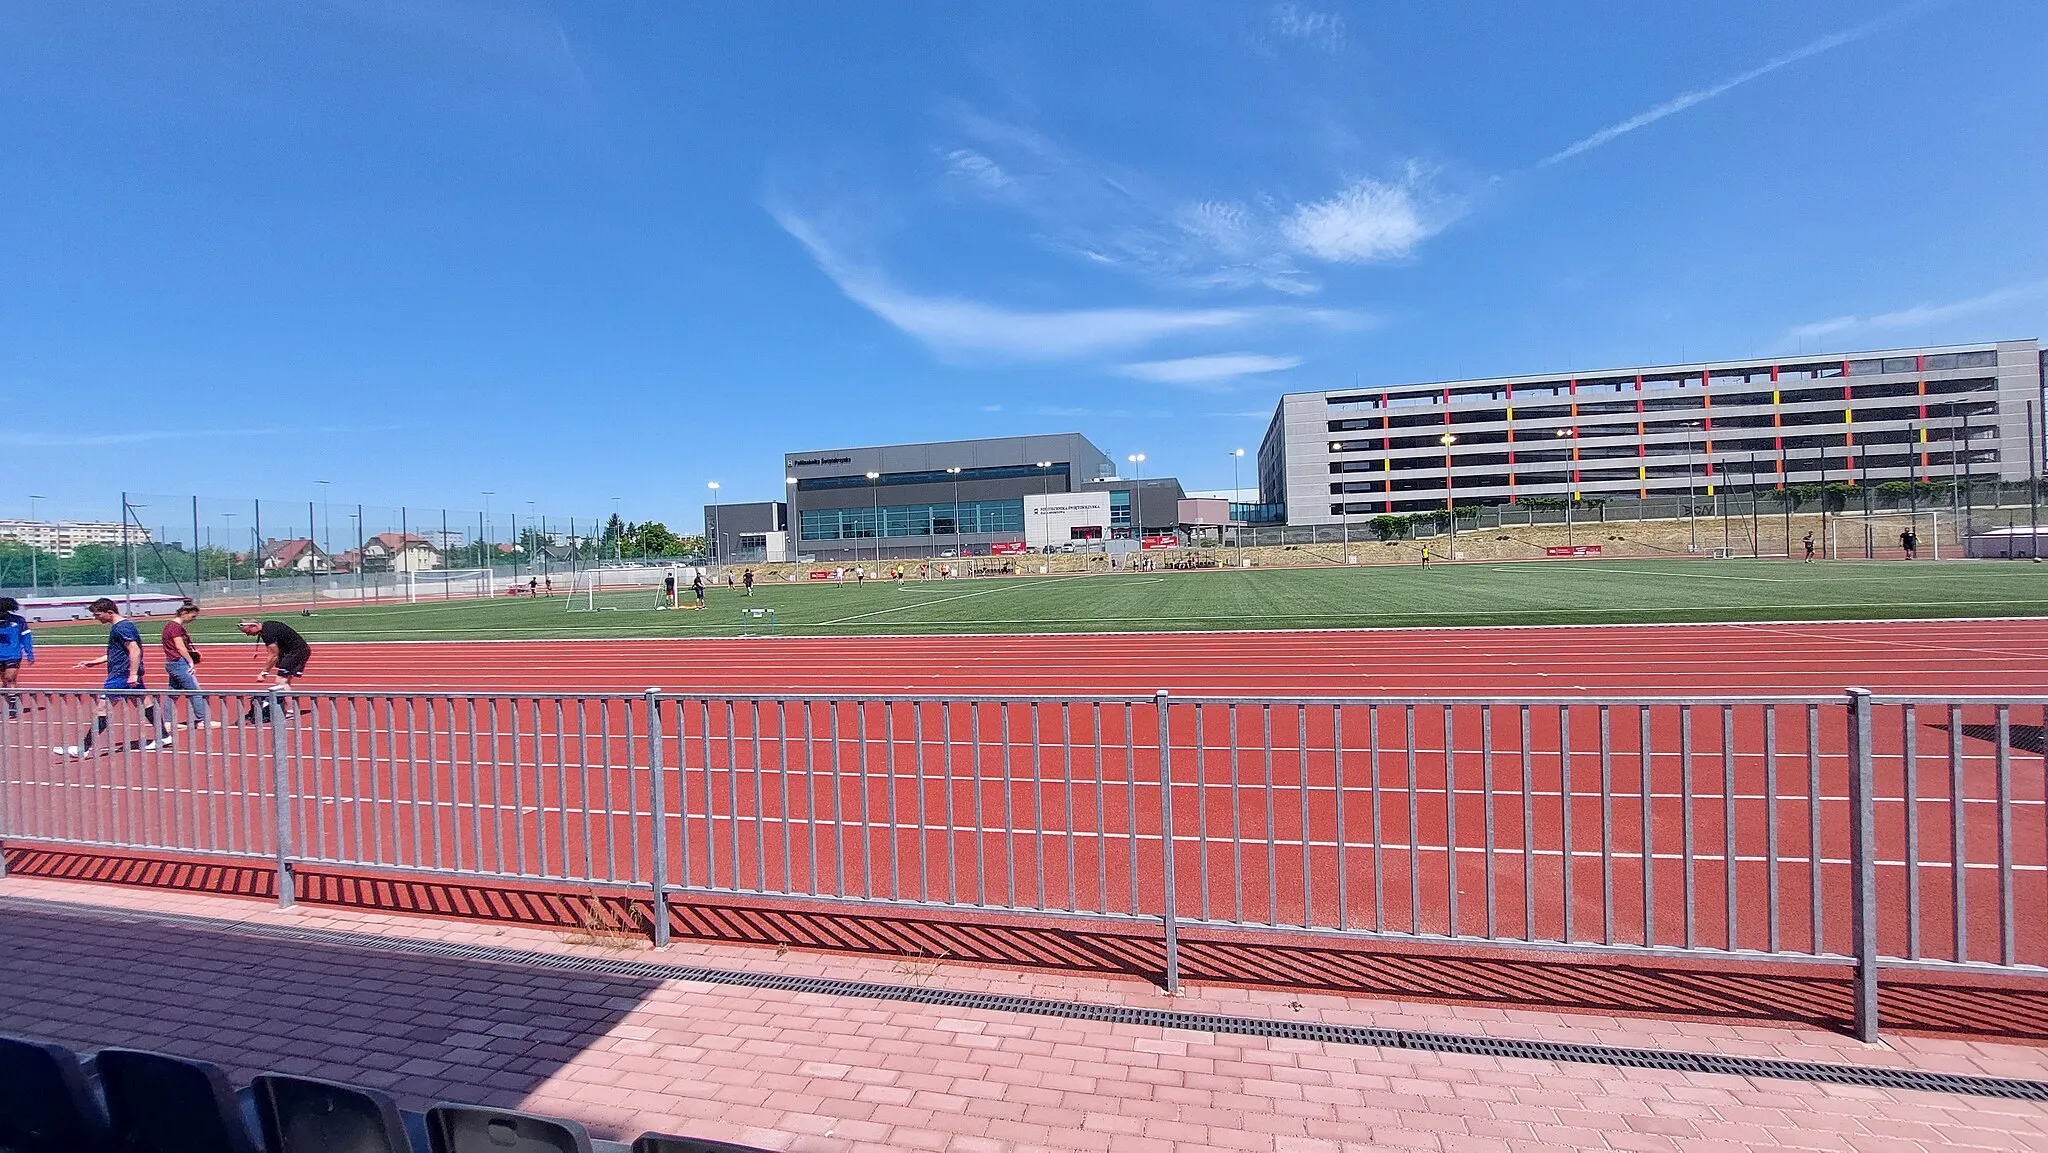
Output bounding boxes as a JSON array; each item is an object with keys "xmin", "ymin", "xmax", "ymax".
[{"xmin": 4, "ymin": 0, "xmax": 2045, "ymax": 530}]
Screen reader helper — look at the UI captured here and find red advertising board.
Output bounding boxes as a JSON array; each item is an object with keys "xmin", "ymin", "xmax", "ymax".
[
  {"xmin": 807, "ymin": 570, "xmax": 834, "ymax": 580},
  {"xmin": 1140, "ymin": 535, "xmax": 1178, "ymax": 550},
  {"xmin": 989, "ymin": 541, "xmax": 1028, "ymax": 555},
  {"xmin": 1544, "ymin": 544, "xmax": 1602, "ymax": 557}
]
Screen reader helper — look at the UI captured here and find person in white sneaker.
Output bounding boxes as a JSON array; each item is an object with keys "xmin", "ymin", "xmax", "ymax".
[
  {"xmin": 161, "ymin": 600, "xmax": 218, "ymax": 730},
  {"xmin": 54, "ymin": 598, "xmax": 169, "ymax": 757}
]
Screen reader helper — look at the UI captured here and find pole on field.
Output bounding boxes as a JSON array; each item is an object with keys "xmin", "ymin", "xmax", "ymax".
[
  {"xmin": 1845, "ymin": 687, "xmax": 1878, "ymax": 1041},
  {"xmin": 1749, "ymin": 453, "xmax": 1761, "ymax": 557},
  {"xmin": 254, "ymin": 498, "xmax": 264, "ymax": 608},
  {"xmin": 442, "ymin": 510, "xmax": 451, "ymax": 598},
  {"xmin": 192, "ymin": 496, "xmax": 203, "ymax": 604},
  {"xmin": 121, "ymin": 492, "xmax": 136, "ymax": 614},
  {"xmin": 1154, "ymin": 688, "xmax": 1181, "ymax": 995},
  {"xmin": 644, "ymin": 687, "xmax": 671, "ymax": 947},
  {"xmin": 2030, "ymin": 400, "xmax": 2040, "ymax": 561},
  {"xmin": 269, "ymin": 685, "xmax": 296, "ymax": 908}
]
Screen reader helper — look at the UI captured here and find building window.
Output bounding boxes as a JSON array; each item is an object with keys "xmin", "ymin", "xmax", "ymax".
[
  {"xmin": 793, "ymin": 463, "xmax": 1068, "ymax": 492},
  {"xmin": 799, "ymin": 499, "xmax": 1025, "ymax": 541}
]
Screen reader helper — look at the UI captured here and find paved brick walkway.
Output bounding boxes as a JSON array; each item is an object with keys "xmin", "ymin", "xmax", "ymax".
[{"xmin": 3, "ymin": 875, "xmax": 2047, "ymax": 1152}]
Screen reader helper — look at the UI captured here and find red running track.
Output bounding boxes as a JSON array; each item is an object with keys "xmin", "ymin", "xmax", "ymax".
[{"xmin": 27, "ymin": 618, "xmax": 2048, "ymax": 696}]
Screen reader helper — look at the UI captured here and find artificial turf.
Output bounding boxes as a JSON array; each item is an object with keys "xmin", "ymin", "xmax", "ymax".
[{"xmin": 26, "ymin": 557, "xmax": 2048, "ymax": 645}]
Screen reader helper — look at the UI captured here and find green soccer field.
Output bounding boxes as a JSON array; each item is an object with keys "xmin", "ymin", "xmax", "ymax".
[{"xmin": 28, "ymin": 557, "xmax": 2048, "ymax": 644}]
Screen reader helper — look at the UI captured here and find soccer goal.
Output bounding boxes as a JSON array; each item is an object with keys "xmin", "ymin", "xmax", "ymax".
[
  {"xmin": 565, "ymin": 564, "xmax": 686, "ymax": 612},
  {"xmin": 1829, "ymin": 510, "xmax": 1942, "ymax": 561},
  {"xmin": 400, "ymin": 568, "xmax": 495, "ymax": 602}
]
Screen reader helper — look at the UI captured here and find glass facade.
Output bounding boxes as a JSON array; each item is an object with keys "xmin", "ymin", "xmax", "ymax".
[
  {"xmin": 794, "ymin": 463, "xmax": 1068, "ymax": 492},
  {"xmin": 800, "ymin": 498, "xmax": 1026, "ymax": 541}
]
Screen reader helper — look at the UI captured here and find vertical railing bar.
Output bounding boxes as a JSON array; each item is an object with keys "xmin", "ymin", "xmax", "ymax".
[
  {"xmin": 1641, "ymin": 705, "xmax": 1655, "ymax": 948},
  {"xmin": 804, "ymin": 700, "xmax": 820, "ymax": 896},
  {"xmin": 1598, "ymin": 705, "xmax": 1613, "ymax": 947},
  {"xmin": 831, "ymin": 700, "xmax": 848, "ymax": 899},
  {"xmin": 1808, "ymin": 704, "xmax": 1823, "ymax": 954},
  {"xmin": 1063, "ymin": 702, "xmax": 1078, "ymax": 914},
  {"xmin": 1196, "ymin": 703, "xmax": 1210, "ymax": 921},
  {"xmin": 1368, "ymin": 703, "xmax": 1384, "ymax": 935},
  {"xmin": 777, "ymin": 700, "xmax": 794, "ymax": 895},
  {"xmin": 1001, "ymin": 703, "xmax": 1016, "ymax": 908},
  {"xmin": 268, "ymin": 687, "xmax": 295, "ymax": 907},
  {"xmin": 577, "ymin": 700, "xmax": 595, "ymax": 882},
  {"xmin": 971, "ymin": 703, "xmax": 986, "ymax": 907},
  {"xmin": 646, "ymin": 690, "xmax": 670, "ymax": 947},
  {"xmin": 1680, "ymin": 703, "xmax": 1697, "ymax": 949},
  {"xmin": 1996, "ymin": 704, "xmax": 2015, "ymax": 967},
  {"xmin": 1125, "ymin": 701, "xmax": 1138, "ymax": 918},
  {"xmin": 941, "ymin": 702, "xmax": 958, "ymax": 904},
  {"xmin": 1444, "ymin": 703, "xmax": 1459, "ymax": 939},
  {"xmin": 885, "ymin": 698, "xmax": 902, "ymax": 902},
  {"xmin": 1092, "ymin": 703, "xmax": 1107, "ymax": 915},
  {"xmin": 489, "ymin": 698, "xmax": 507, "ymax": 877},
  {"xmin": 914, "ymin": 701, "xmax": 930, "ymax": 904},
  {"xmin": 1334, "ymin": 704, "xmax": 1349, "ymax": 933},
  {"xmin": 508, "ymin": 697, "xmax": 524, "ymax": 875},
  {"xmin": 550, "ymin": 699, "xmax": 566, "ymax": 879},
  {"xmin": 1481, "ymin": 703, "xmax": 1496, "ymax": 939},
  {"xmin": 1846, "ymin": 688, "xmax": 1879, "ymax": 1043},
  {"xmin": 751, "ymin": 700, "xmax": 767, "ymax": 893},
  {"xmin": 1556, "ymin": 703, "xmax": 1571, "ymax": 945},
  {"xmin": 1406, "ymin": 704, "xmax": 1420, "ymax": 936},
  {"xmin": 727, "ymin": 699, "xmax": 743, "ymax": 892},
  {"xmin": 1903, "ymin": 703, "xmax": 1920, "ymax": 961},
  {"xmin": 1030, "ymin": 701, "xmax": 1046, "ymax": 910},
  {"xmin": 858, "ymin": 700, "xmax": 875, "ymax": 900},
  {"xmin": 1949, "ymin": 704, "xmax": 1967, "ymax": 963},
  {"xmin": 1156, "ymin": 690, "xmax": 1180, "ymax": 995},
  {"xmin": 1723, "ymin": 706, "xmax": 1738, "ymax": 953},
  {"xmin": 1765, "ymin": 706, "xmax": 1781, "ymax": 955},
  {"xmin": 1298, "ymin": 705, "xmax": 1313, "ymax": 930},
  {"xmin": 465, "ymin": 698, "xmax": 483, "ymax": 875},
  {"xmin": 1262, "ymin": 704, "xmax": 1278, "ymax": 927}
]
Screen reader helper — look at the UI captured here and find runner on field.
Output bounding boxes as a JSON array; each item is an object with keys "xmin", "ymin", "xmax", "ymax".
[
  {"xmin": 54, "ymin": 598, "xmax": 168, "ymax": 757},
  {"xmin": 0, "ymin": 596, "xmax": 35, "ymax": 719},
  {"xmin": 742, "ymin": 569, "xmax": 754, "ymax": 596},
  {"xmin": 239, "ymin": 618, "xmax": 312, "ymax": 723}
]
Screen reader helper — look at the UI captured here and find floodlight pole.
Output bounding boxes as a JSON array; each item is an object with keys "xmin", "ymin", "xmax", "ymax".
[
  {"xmin": 1231, "ymin": 447, "xmax": 1246, "ymax": 562},
  {"xmin": 866, "ymin": 471, "xmax": 881, "ymax": 570},
  {"xmin": 1440, "ymin": 433, "xmax": 1457, "ymax": 558},
  {"xmin": 27, "ymin": 494, "xmax": 42, "ymax": 595},
  {"xmin": 946, "ymin": 467, "xmax": 962, "ymax": 568},
  {"xmin": 2029, "ymin": 400, "xmax": 2040, "ymax": 561}
]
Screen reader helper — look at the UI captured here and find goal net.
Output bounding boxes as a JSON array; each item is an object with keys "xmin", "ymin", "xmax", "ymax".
[
  {"xmin": 565, "ymin": 564, "xmax": 696, "ymax": 612},
  {"xmin": 399, "ymin": 568, "xmax": 495, "ymax": 602},
  {"xmin": 1828, "ymin": 510, "xmax": 1942, "ymax": 561}
]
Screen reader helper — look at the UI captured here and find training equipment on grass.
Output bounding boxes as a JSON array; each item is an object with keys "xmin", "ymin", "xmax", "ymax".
[
  {"xmin": 1830, "ymin": 510, "xmax": 1943, "ymax": 561},
  {"xmin": 399, "ymin": 568, "xmax": 494, "ymax": 602}
]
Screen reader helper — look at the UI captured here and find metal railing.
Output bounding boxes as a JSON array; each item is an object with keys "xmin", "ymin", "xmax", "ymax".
[{"xmin": 2, "ymin": 687, "xmax": 2042, "ymax": 1040}]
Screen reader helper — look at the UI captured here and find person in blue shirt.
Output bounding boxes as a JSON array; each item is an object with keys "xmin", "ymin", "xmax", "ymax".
[
  {"xmin": 0, "ymin": 596, "xmax": 33, "ymax": 719},
  {"xmin": 53, "ymin": 598, "xmax": 169, "ymax": 758}
]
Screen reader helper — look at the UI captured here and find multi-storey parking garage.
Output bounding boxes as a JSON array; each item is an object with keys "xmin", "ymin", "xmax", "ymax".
[{"xmin": 1259, "ymin": 340, "xmax": 2043, "ymax": 520}]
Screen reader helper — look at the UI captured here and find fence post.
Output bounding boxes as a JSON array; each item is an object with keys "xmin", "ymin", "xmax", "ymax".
[
  {"xmin": 268, "ymin": 686, "xmax": 296, "ymax": 908},
  {"xmin": 645, "ymin": 688, "xmax": 671, "ymax": 948},
  {"xmin": 1155, "ymin": 689, "xmax": 1181, "ymax": 994},
  {"xmin": 1845, "ymin": 687, "xmax": 1878, "ymax": 1041}
]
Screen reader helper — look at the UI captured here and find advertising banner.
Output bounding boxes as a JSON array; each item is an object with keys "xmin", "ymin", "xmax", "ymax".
[
  {"xmin": 1543, "ymin": 544, "xmax": 1603, "ymax": 557},
  {"xmin": 989, "ymin": 541, "xmax": 1029, "ymax": 555},
  {"xmin": 807, "ymin": 570, "xmax": 834, "ymax": 580},
  {"xmin": 1141, "ymin": 535, "xmax": 1179, "ymax": 550}
]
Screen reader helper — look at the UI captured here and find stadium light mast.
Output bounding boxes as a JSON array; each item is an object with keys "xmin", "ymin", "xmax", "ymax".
[
  {"xmin": 317, "ymin": 480, "xmax": 332, "ymax": 564},
  {"xmin": 1554, "ymin": 429, "xmax": 1578, "ymax": 547},
  {"xmin": 865, "ymin": 471, "xmax": 881, "ymax": 570},
  {"xmin": 706, "ymin": 481, "xmax": 721, "ymax": 573},
  {"xmin": 946, "ymin": 467, "xmax": 963, "ymax": 563},
  {"xmin": 1439, "ymin": 434, "xmax": 1457, "ymax": 559},
  {"xmin": 1126, "ymin": 453, "xmax": 1146, "ymax": 551},
  {"xmin": 1231, "ymin": 447, "xmax": 1246, "ymax": 558},
  {"xmin": 785, "ymin": 476, "xmax": 798, "ymax": 574}
]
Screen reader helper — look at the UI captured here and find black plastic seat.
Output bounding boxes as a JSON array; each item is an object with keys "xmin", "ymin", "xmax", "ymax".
[
  {"xmin": 94, "ymin": 1048, "xmax": 261, "ymax": 1153},
  {"xmin": 0, "ymin": 1034, "xmax": 111, "ymax": 1153},
  {"xmin": 424, "ymin": 1106, "xmax": 591, "ymax": 1153},
  {"xmin": 633, "ymin": 1136, "xmax": 773, "ymax": 1153},
  {"xmin": 251, "ymin": 1074, "xmax": 425, "ymax": 1153}
]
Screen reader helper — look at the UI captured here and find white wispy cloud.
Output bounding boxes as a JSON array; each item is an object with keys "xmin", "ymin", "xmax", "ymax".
[
  {"xmin": 770, "ymin": 204, "xmax": 1360, "ymax": 361},
  {"xmin": 1118, "ymin": 352, "xmax": 1304, "ymax": 387},
  {"xmin": 1281, "ymin": 172, "xmax": 1439, "ymax": 263},
  {"xmin": 1785, "ymin": 281, "xmax": 2048, "ymax": 342},
  {"xmin": 940, "ymin": 111, "xmax": 1456, "ymax": 292},
  {"xmin": 1270, "ymin": 4, "xmax": 1347, "ymax": 53},
  {"xmin": 1541, "ymin": 10, "xmax": 1918, "ymax": 167}
]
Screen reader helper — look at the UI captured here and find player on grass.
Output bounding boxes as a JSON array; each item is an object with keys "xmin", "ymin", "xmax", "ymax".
[
  {"xmin": 1, "ymin": 596, "xmax": 35, "ymax": 718},
  {"xmin": 54, "ymin": 598, "xmax": 169, "ymax": 757},
  {"xmin": 742, "ymin": 568, "xmax": 754, "ymax": 596},
  {"xmin": 691, "ymin": 572, "xmax": 706, "ymax": 609},
  {"xmin": 238, "ymin": 618, "xmax": 312, "ymax": 723}
]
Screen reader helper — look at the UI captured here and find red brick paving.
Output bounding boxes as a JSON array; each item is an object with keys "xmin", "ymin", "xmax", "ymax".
[{"xmin": 3, "ymin": 875, "xmax": 2047, "ymax": 1152}]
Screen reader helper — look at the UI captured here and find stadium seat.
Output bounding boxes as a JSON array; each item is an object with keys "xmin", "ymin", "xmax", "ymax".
[
  {"xmin": 0, "ymin": 1034, "xmax": 111, "ymax": 1153},
  {"xmin": 632, "ymin": 1135, "xmax": 773, "ymax": 1153},
  {"xmin": 251, "ymin": 1074, "xmax": 427, "ymax": 1153},
  {"xmin": 94, "ymin": 1047, "xmax": 262, "ymax": 1153},
  {"xmin": 424, "ymin": 1105, "xmax": 592, "ymax": 1153}
]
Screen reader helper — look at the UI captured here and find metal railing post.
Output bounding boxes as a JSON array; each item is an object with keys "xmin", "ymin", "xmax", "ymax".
[
  {"xmin": 1845, "ymin": 687, "xmax": 1878, "ymax": 1041},
  {"xmin": 1155, "ymin": 689, "xmax": 1181, "ymax": 994},
  {"xmin": 645, "ymin": 688, "xmax": 671, "ymax": 947},
  {"xmin": 269, "ymin": 687, "xmax": 296, "ymax": 908}
]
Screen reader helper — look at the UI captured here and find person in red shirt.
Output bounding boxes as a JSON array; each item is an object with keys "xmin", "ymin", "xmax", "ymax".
[{"xmin": 161, "ymin": 600, "xmax": 216, "ymax": 729}]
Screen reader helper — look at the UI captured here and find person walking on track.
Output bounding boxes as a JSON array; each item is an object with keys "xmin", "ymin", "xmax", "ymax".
[
  {"xmin": 54, "ymin": 598, "xmax": 169, "ymax": 757},
  {"xmin": 161, "ymin": 599, "xmax": 217, "ymax": 730},
  {"xmin": 239, "ymin": 617, "xmax": 312, "ymax": 723},
  {"xmin": 1, "ymin": 596, "xmax": 35, "ymax": 719}
]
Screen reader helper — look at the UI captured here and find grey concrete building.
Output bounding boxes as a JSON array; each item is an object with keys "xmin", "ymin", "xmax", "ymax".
[
  {"xmin": 781, "ymin": 434, "xmax": 1184, "ymax": 561},
  {"xmin": 700, "ymin": 500, "xmax": 787, "ymax": 562},
  {"xmin": 1259, "ymin": 339, "xmax": 2044, "ymax": 522}
]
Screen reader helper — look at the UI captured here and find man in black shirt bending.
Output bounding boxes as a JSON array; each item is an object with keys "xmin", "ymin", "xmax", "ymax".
[{"xmin": 238, "ymin": 618, "xmax": 312, "ymax": 723}]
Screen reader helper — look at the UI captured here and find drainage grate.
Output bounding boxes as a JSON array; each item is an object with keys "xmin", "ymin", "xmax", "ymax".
[{"xmin": 6, "ymin": 896, "xmax": 2045, "ymax": 1102}]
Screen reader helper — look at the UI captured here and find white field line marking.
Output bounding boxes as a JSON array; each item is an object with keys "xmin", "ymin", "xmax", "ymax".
[{"xmin": 813, "ymin": 575, "xmax": 1101, "ymax": 626}]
